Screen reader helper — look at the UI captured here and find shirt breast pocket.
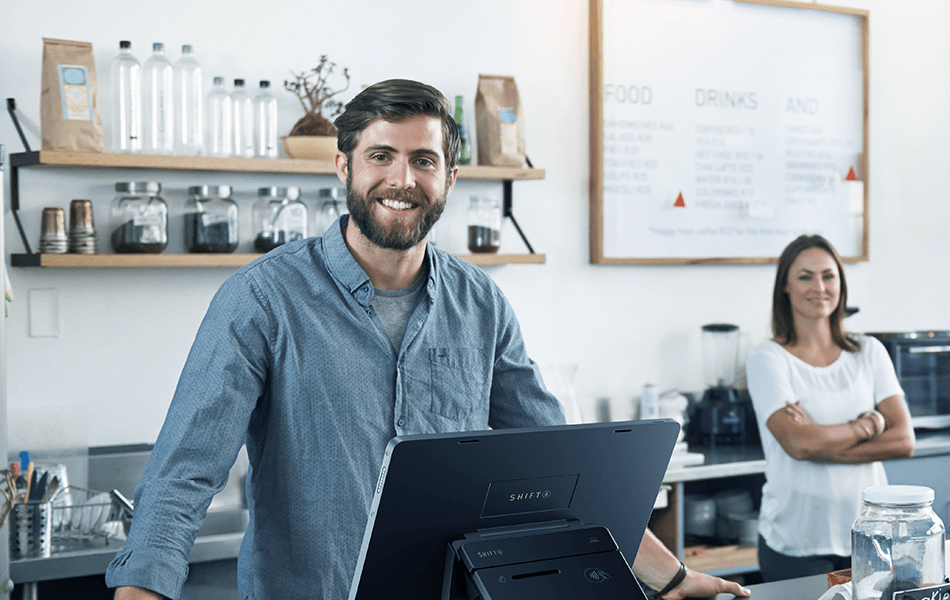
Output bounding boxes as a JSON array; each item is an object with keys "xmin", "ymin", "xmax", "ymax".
[{"xmin": 407, "ymin": 348, "xmax": 487, "ymax": 420}]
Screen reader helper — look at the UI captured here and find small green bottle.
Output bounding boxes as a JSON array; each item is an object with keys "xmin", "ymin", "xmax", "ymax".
[{"xmin": 454, "ymin": 95, "xmax": 473, "ymax": 165}]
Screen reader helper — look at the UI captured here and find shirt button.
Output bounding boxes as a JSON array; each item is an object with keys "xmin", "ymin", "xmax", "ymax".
[{"xmin": 397, "ymin": 418, "xmax": 406, "ymax": 427}]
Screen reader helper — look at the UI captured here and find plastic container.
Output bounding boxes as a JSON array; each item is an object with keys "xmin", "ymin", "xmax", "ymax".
[
  {"xmin": 852, "ymin": 485, "xmax": 946, "ymax": 600},
  {"xmin": 207, "ymin": 76, "xmax": 232, "ymax": 158},
  {"xmin": 110, "ymin": 41, "xmax": 142, "ymax": 153},
  {"xmin": 110, "ymin": 181, "xmax": 167, "ymax": 253},
  {"xmin": 185, "ymin": 185, "xmax": 239, "ymax": 253},
  {"xmin": 253, "ymin": 186, "xmax": 307, "ymax": 253},
  {"xmin": 467, "ymin": 195, "xmax": 502, "ymax": 253},
  {"xmin": 231, "ymin": 79, "xmax": 255, "ymax": 159},
  {"xmin": 141, "ymin": 42, "xmax": 174, "ymax": 154},
  {"xmin": 253, "ymin": 80, "xmax": 279, "ymax": 159},
  {"xmin": 172, "ymin": 44, "xmax": 204, "ymax": 156}
]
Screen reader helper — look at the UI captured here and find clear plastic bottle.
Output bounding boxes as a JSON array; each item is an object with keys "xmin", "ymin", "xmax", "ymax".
[
  {"xmin": 141, "ymin": 43, "xmax": 174, "ymax": 155},
  {"xmin": 206, "ymin": 76, "xmax": 232, "ymax": 158},
  {"xmin": 184, "ymin": 185, "xmax": 239, "ymax": 253},
  {"xmin": 852, "ymin": 485, "xmax": 946, "ymax": 600},
  {"xmin": 466, "ymin": 195, "xmax": 502, "ymax": 253},
  {"xmin": 110, "ymin": 181, "xmax": 167, "ymax": 253},
  {"xmin": 172, "ymin": 44, "xmax": 204, "ymax": 156},
  {"xmin": 253, "ymin": 186, "xmax": 307, "ymax": 253},
  {"xmin": 110, "ymin": 41, "xmax": 142, "ymax": 153},
  {"xmin": 231, "ymin": 79, "xmax": 255, "ymax": 159},
  {"xmin": 253, "ymin": 80, "xmax": 279, "ymax": 159}
]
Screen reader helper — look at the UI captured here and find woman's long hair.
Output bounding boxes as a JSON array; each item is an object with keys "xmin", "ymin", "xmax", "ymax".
[{"xmin": 771, "ymin": 234, "xmax": 859, "ymax": 353}]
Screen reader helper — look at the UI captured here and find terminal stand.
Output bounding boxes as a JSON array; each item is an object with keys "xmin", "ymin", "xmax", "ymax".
[{"xmin": 441, "ymin": 520, "xmax": 648, "ymax": 600}]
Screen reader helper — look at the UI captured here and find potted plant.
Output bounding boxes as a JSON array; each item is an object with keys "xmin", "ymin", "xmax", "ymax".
[{"xmin": 282, "ymin": 55, "xmax": 351, "ymax": 161}]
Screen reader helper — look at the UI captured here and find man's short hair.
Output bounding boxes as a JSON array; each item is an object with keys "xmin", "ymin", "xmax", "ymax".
[{"xmin": 334, "ymin": 79, "xmax": 461, "ymax": 171}]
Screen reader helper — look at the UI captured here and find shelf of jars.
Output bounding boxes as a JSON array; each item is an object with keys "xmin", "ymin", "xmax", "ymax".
[
  {"xmin": 8, "ymin": 150, "xmax": 546, "ymax": 268},
  {"xmin": 10, "ymin": 252, "xmax": 546, "ymax": 268}
]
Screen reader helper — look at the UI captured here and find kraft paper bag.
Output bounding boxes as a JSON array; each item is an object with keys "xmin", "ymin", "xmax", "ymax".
[
  {"xmin": 41, "ymin": 38, "xmax": 103, "ymax": 152},
  {"xmin": 475, "ymin": 74, "xmax": 526, "ymax": 167}
]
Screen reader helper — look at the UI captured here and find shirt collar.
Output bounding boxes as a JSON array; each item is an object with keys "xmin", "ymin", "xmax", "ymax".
[{"xmin": 324, "ymin": 214, "xmax": 441, "ymax": 306}]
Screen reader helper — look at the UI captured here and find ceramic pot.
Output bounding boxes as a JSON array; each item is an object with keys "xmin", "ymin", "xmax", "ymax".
[{"xmin": 281, "ymin": 135, "xmax": 337, "ymax": 161}]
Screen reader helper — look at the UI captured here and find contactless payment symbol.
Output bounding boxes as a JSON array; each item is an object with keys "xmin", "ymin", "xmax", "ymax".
[{"xmin": 585, "ymin": 567, "xmax": 612, "ymax": 583}]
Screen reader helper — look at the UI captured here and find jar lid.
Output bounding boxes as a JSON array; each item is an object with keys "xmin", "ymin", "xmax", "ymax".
[
  {"xmin": 258, "ymin": 186, "xmax": 300, "ymax": 200},
  {"xmin": 319, "ymin": 187, "xmax": 345, "ymax": 199},
  {"xmin": 863, "ymin": 485, "xmax": 934, "ymax": 505},
  {"xmin": 115, "ymin": 181, "xmax": 161, "ymax": 194},
  {"xmin": 188, "ymin": 185, "xmax": 233, "ymax": 198}
]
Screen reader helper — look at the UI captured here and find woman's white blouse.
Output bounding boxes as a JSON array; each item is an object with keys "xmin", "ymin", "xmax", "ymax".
[{"xmin": 745, "ymin": 334, "xmax": 904, "ymax": 557}]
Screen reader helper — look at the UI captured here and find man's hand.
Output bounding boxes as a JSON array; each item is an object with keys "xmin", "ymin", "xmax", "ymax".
[
  {"xmin": 634, "ymin": 529, "xmax": 750, "ymax": 599},
  {"xmin": 114, "ymin": 586, "xmax": 163, "ymax": 600},
  {"xmin": 662, "ymin": 567, "xmax": 751, "ymax": 600}
]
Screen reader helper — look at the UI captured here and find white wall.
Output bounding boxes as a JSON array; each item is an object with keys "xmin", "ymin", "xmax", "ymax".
[{"xmin": 2, "ymin": 0, "xmax": 948, "ymax": 448}]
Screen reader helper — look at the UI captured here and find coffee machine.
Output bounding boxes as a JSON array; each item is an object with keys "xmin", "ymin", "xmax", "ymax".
[{"xmin": 687, "ymin": 323, "xmax": 755, "ymax": 447}]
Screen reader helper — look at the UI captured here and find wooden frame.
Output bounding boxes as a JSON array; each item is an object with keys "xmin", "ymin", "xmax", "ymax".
[{"xmin": 589, "ymin": 0, "xmax": 870, "ymax": 264}]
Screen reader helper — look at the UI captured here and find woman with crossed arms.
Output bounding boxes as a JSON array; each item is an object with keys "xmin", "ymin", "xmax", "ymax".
[{"xmin": 746, "ymin": 234, "xmax": 915, "ymax": 582}]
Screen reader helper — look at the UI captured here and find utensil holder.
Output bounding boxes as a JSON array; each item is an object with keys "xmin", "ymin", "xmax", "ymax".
[{"xmin": 9, "ymin": 501, "xmax": 52, "ymax": 559}]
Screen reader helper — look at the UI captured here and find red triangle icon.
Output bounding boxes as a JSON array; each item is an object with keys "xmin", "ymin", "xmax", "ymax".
[
  {"xmin": 674, "ymin": 192, "xmax": 686, "ymax": 207},
  {"xmin": 846, "ymin": 167, "xmax": 857, "ymax": 181}
]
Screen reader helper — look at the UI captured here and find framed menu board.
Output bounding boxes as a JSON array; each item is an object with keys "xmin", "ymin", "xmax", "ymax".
[{"xmin": 589, "ymin": 0, "xmax": 869, "ymax": 264}]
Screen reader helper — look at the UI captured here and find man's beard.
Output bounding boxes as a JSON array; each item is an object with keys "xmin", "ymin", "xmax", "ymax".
[{"xmin": 346, "ymin": 169, "xmax": 447, "ymax": 251}]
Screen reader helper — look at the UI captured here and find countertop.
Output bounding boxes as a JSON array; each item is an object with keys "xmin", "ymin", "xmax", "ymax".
[
  {"xmin": 9, "ymin": 509, "xmax": 248, "ymax": 584},
  {"xmin": 664, "ymin": 428, "xmax": 950, "ymax": 484}
]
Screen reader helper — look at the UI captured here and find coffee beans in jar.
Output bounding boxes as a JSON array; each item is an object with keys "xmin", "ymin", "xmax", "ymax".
[
  {"xmin": 252, "ymin": 186, "xmax": 307, "ymax": 253},
  {"xmin": 466, "ymin": 195, "xmax": 502, "ymax": 253},
  {"xmin": 110, "ymin": 182, "xmax": 168, "ymax": 253},
  {"xmin": 185, "ymin": 185, "xmax": 239, "ymax": 253}
]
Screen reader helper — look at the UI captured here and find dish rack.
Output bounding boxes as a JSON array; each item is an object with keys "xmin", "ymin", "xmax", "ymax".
[{"xmin": 50, "ymin": 486, "xmax": 133, "ymax": 543}]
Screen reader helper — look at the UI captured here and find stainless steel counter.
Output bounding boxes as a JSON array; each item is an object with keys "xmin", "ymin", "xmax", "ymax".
[
  {"xmin": 9, "ymin": 508, "xmax": 248, "ymax": 584},
  {"xmin": 9, "ymin": 444, "xmax": 249, "ymax": 586},
  {"xmin": 665, "ymin": 428, "xmax": 950, "ymax": 484}
]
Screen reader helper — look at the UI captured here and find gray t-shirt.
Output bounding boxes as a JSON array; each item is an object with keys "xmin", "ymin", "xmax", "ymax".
[{"xmin": 370, "ymin": 273, "xmax": 426, "ymax": 351}]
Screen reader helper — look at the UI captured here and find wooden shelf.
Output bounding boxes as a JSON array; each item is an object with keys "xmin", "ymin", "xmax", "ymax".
[
  {"xmin": 11, "ymin": 252, "xmax": 545, "ymax": 268},
  {"xmin": 9, "ymin": 150, "xmax": 545, "ymax": 180}
]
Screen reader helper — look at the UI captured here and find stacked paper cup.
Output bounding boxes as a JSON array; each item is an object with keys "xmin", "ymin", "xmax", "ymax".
[
  {"xmin": 39, "ymin": 207, "xmax": 68, "ymax": 254},
  {"xmin": 68, "ymin": 199, "xmax": 97, "ymax": 254}
]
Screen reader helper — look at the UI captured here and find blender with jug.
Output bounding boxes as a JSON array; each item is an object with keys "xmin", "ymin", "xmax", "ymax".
[{"xmin": 688, "ymin": 323, "xmax": 754, "ymax": 447}]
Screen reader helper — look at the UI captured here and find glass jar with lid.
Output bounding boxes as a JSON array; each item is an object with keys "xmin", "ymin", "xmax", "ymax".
[
  {"xmin": 316, "ymin": 186, "xmax": 346, "ymax": 235},
  {"xmin": 252, "ymin": 186, "xmax": 307, "ymax": 253},
  {"xmin": 467, "ymin": 195, "xmax": 502, "ymax": 253},
  {"xmin": 852, "ymin": 485, "xmax": 946, "ymax": 600},
  {"xmin": 185, "ymin": 185, "xmax": 239, "ymax": 253},
  {"xmin": 110, "ymin": 181, "xmax": 168, "ymax": 253}
]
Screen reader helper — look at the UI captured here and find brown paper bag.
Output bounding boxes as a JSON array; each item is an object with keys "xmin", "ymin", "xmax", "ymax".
[
  {"xmin": 41, "ymin": 38, "xmax": 103, "ymax": 152},
  {"xmin": 475, "ymin": 74, "xmax": 526, "ymax": 167}
]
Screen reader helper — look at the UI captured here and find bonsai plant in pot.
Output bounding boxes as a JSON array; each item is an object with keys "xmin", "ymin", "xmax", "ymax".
[{"xmin": 282, "ymin": 55, "xmax": 350, "ymax": 161}]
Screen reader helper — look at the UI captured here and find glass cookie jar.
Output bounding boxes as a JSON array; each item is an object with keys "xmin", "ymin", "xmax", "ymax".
[
  {"xmin": 852, "ymin": 485, "xmax": 946, "ymax": 600},
  {"xmin": 110, "ymin": 181, "xmax": 168, "ymax": 253},
  {"xmin": 184, "ymin": 185, "xmax": 239, "ymax": 253},
  {"xmin": 252, "ymin": 186, "xmax": 307, "ymax": 253}
]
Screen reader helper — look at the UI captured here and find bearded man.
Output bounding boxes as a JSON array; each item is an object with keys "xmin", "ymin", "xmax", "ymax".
[{"xmin": 107, "ymin": 79, "xmax": 748, "ymax": 600}]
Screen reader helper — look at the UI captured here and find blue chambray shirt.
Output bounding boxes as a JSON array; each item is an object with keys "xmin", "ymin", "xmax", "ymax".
[{"xmin": 105, "ymin": 215, "xmax": 566, "ymax": 599}]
